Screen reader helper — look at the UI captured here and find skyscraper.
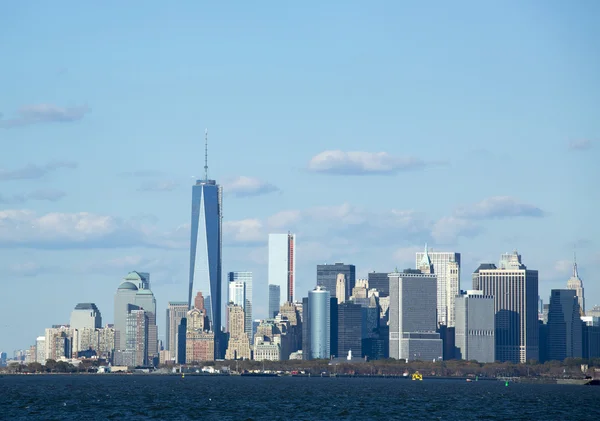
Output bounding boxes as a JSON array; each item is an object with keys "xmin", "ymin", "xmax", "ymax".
[
  {"xmin": 546, "ymin": 289, "xmax": 583, "ymax": 361},
  {"xmin": 308, "ymin": 286, "xmax": 331, "ymax": 359},
  {"xmin": 70, "ymin": 303, "xmax": 102, "ymax": 330},
  {"xmin": 268, "ymin": 285, "xmax": 281, "ymax": 318},
  {"xmin": 455, "ymin": 290, "xmax": 495, "ymax": 362},
  {"xmin": 388, "ymin": 269, "xmax": 442, "ymax": 361},
  {"xmin": 566, "ymin": 254, "xmax": 585, "ymax": 315},
  {"xmin": 166, "ymin": 301, "xmax": 189, "ymax": 353},
  {"xmin": 337, "ymin": 302, "xmax": 362, "ymax": 358},
  {"xmin": 367, "ymin": 272, "xmax": 390, "ymax": 297},
  {"xmin": 317, "ymin": 263, "xmax": 356, "ymax": 299},
  {"xmin": 472, "ymin": 251, "xmax": 539, "ymax": 363},
  {"xmin": 227, "ymin": 271, "xmax": 253, "ymax": 344},
  {"xmin": 268, "ymin": 233, "xmax": 296, "ymax": 305},
  {"xmin": 416, "ymin": 245, "xmax": 461, "ymax": 327},
  {"xmin": 336, "ymin": 274, "xmax": 347, "ymax": 304},
  {"xmin": 189, "ymin": 130, "xmax": 223, "ymax": 341}
]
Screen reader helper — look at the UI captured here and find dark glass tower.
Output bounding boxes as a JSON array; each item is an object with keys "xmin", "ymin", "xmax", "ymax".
[{"xmin": 188, "ymin": 130, "xmax": 223, "ymax": 356}]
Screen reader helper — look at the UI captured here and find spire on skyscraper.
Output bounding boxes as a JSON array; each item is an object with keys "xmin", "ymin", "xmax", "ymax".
[
  {"xmin": 204, "ymin": 128, "xmax": 209, "ymax": 181},
  {"xmin": 573, "ymin": 250, "xmax": 580, "ymax": 279}
]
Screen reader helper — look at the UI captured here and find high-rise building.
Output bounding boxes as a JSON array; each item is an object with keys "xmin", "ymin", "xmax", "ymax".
[
  {"xmin": 126, "ymin": 309, "xmax": 149, "ymax": 366},
  {"xmin": 389, "ymin": 269, "xmax": 442, "ymax": 361},
  {"xmin": 317, "ymin": 263, "xmax": 356, "ymax": 299},
  {"xmin": 225, "ymin": 304, "xmax": 251, "ymax": 360},
  {"xmin": 416, "ymin": 245, "xmax": 461, "ymax": 327},
  {"xmin": 166, "ymin": 301, "xmax": 189, "ymax": 353},
  {"xmin": 35, "ymin": 336, "xmax": 46, "ymax": 363},
  {"xmin": 546, "ymin": 289, "xmax": 582, "ymax": 361},
  {"xmin": 367, "ymin": 272, "xmax": 390, "ymax": 297},
  {"xmin": 308, "ymin": 286, "xmax": 331, "ymax": 359},
  {"xmin": 70, "ymin": 303, "xmax": 102, "ymax": 331},
  {"xmin": 268, "ymin": 233, "xmax": 296, "ymax": 304},
  {"xmin": 228, "ymin": 271, "xmax": 253, "ymax": 344},
  {"xmin": 114, "ymin": 272, "xmax": 157, "ymax": 363},
  {"xmin": 189, "ymin": 130, "xmax": 223, "ymax": 349},
  {"xmin": 268, "ymin": 284, "xmax": 281, "ymax": 318},
  {"xmin": 455, "ymin": 290, "xmax": 495, "ymax": 362},
  {"xmin": 472, "ymin": 251, "xmax": 539, "ymax": 363},
  {"xmin": 336, "ymin": 274, "xmax": 347, "ymax": 304},
  {"xmin": 186, "ymin": 306, "xmax": 215, "ymax": 363},
  {"xmin": 114, "ymin": 279, "xmax": 139, "ymax": 351},
  {"xmin": 566, "ymin": 254, "xmax": 585, "ymax": 315},
  {"xmin": 337, "ymin": 302, "xmax": 362, "ymax": 358}
]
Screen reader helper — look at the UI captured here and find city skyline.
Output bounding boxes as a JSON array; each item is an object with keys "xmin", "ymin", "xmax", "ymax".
[{"xmin": 1, "ymin": 2, "xmax": 599, "ymax": 352}]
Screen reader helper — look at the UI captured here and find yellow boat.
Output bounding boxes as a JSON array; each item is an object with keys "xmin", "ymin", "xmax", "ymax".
[{"xmin": 411, "ymin": 371, "xmax": 423, "ymax": 381}]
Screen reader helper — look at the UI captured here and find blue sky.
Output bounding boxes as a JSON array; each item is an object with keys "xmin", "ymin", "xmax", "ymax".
[{"xmin": 1, "ymin": 1, "xmax": 599, "ymax": 352}]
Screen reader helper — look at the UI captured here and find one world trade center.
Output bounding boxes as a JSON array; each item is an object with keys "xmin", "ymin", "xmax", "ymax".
[{"xmin": 188, "ymin": 130, "xmax": 223, "ymax": 340}]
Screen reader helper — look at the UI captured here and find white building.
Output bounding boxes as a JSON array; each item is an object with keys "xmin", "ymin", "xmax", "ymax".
[
  {"xmin": 70, "ymin": 303, "xmax": 102, "ymax": 331},
  {"xmin": 416, "ymin": 245, "xmax": 461, "ymax": 327},
  {"xmin": 268, "ymin": 233, "xmax": 296, "ymax": 307},
  {"xmin": 35, "ymin": 336, "xmax": 46, "ymax": 363},
  {"xmin": 388, "ymin": 270, "xmax": 442, "ymax": 361}
]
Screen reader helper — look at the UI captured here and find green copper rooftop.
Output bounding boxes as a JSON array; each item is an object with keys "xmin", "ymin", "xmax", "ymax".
[
  {"xmin": 124, "ymin": 271, "xmax": 143, "ymax": 281},
  {"xmin": 419, "ymin": 243, "xmax": 432, "ymax": 267},
  {"xmin": 118, "ymin": 281, "xmax": 138, "ymax": 290}
]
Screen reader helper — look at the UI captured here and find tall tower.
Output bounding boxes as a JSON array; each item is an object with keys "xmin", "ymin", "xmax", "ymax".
[
  {"xmin": 566, "ymin": 253, "xmax": 585, "ymax": 315},
  {"xmin": 268, "ymin": 233, "xmax": 296, "ymax": 305},
  {"xmin": 472, "ymin": 251, "xmax": 539, "ymax": 363},
  {"xmin": 189, "ymin": 129, "xmax": 223, "ymax": 350},
  {"xmin": 336, "ymin": 274, "xmax": 347, "ymax": 304},
  {"xmin": 227, "ymin": 271, "xmax": 253, "ymax": 344},
  {"xmin": 416, "ymin": 245, "xmax": 461, "ymax": 327},
  {"xmin": 308, "ymin": 286, "xmax": 331, "ymax": 359}
]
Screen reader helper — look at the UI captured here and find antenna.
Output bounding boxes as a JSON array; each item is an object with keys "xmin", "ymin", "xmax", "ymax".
[{"xmin": 204, "ymin": 128, "xmax": 208, "ymax": 180}]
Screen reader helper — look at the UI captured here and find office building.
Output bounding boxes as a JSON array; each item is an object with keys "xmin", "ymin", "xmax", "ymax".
[
  {"xmin": 330, "ymin": 297, "xmax": 338, "ymax": 358},
  {"xmin": 186, "ymin": 299, "xmax": 214, "ymax": 363},
  {"xmin": 228, "ymin": 271, "xmax": 253, "ymax": 344},
  {"xmin": 472, "ymin": 251, "xmax": 539, "ymax": 363},
  {"xmin": 268, "ymin": 233, "xmax": 296, "ymax": 304},
  {"xmin": 546, "ymin": 289, "xmax": 582, "ymax": 361},
  {"xmin": 416, "ymin": 245, "xmax": 461, "ymax": 327},
  {"xmin": 455, "ymin": 290, "xmax": 495, "ymax": 362},
  {"xmin": 338, "ymin": 302, "xmax": 362, "ymax": 358},
  {"xmin": 308, "ymin": 286, "xmax": 331, "ymax": 359},
  {"xmin": 35, "ymin": 336, "xmax": 46, "ymax": 363},
  {"xmin": 225, "ymin": 304, "xmax": 251, "ymax": 360},
  {"xmin": 566, "ymin": 255, "xmax": 585, "ymax": 315},
  {"xmin": 70, "ymin": 303, "xmax": 102, "ymax": 331},
  {"xmin": 268, "ymin": 284, "xmax": 281, "ymax": 318},
  {"xmin": 188, "ymin": 131, "xmax": 223, "ymax": 356},
  {"xmin": 389, "ymin": 270, "xmax": 442, "ymax": 361},
  {"xmin": 317, "ymin": 263, "xmax": 356, "ymax": 299},
  {"xmin": 125, "ymin": 309, "xmax": 149, "ymax": 366},
  {"xmin": 336, "ymin": 274, "xmax": 347, "ymax": 304},
  {"xmin": 166, "ymin": 301, "xmax": 189, "ymax": 353},
  {"xmin": 368, "ymin": 272, "xmax": 390, "ymax": 297}
]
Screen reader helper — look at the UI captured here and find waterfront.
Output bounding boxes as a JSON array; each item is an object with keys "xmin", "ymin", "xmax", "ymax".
[{"xmin": 2, "ymin": 376, "xmax": 599, "ymax": 420}]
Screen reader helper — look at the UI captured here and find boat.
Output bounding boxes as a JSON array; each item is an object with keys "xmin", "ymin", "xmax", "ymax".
[
  {"xmin": 466, "ymin": 378, "xmax": 472, "ymax": 382},
  {"xmin": 411, "ymin": 371, "xmax": 423, "ymax": 381}
]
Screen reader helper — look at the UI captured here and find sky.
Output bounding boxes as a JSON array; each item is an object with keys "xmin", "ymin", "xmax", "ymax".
[{"xmin": 1, "ymin": 1, "xmax": 599, "ymax": 353}]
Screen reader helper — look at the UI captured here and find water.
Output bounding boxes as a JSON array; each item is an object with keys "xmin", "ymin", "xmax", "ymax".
[{"xmin": 2, "ymin": 375, "xmax": 599, "ymax": 420}]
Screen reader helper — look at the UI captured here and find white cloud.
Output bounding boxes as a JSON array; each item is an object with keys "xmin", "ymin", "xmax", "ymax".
[
  {"xmin": 223, "ymin": 219, "xmax": 265, "ymax": 245},
  {"xmin": 431, "ymin": 216, "xmax": 482, "ymax": 244},
  {"xmin": 0, "ymin": 104, "xmax": 90, "ymax": 128},
  {"xmin": 554, "ymin": 259, "xmax": 573, "ymax": 275},
  {"xmin": 568, "ymin": 139, "xmax": 592, "ymax": 151},
  {"xmin": 308, "ymin": 150, "xmax": 435, "ymax": 175},
  {"xmin": 137, "ymin": 180, "xmax": 178, "ymax": 192},
  {"xmin": 0, "ymin": 161, "xmax": 77, "ymax": 181},
  {"xmin": 454, "ymin": 196, "xmax": 545, "ymax": 219},
  {"xmin": 223, "ymin": 176, "xmax": 279, "ymax": 197}
]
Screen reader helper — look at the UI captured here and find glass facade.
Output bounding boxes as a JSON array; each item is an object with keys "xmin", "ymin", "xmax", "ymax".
[
  {"xmin": 268, "ymin": 284, "xmax": 280, "ymax": 318},
  {"xmin": 189, "ymin": 179, "xmax": 222, "ymax": 335},
  {"xmin": 317, "ymin": 263, "xmax": 356, "ymax": 299},
  {"xmin": 309, "ymin": 286, "xmax": 330, "ymax": 359}
]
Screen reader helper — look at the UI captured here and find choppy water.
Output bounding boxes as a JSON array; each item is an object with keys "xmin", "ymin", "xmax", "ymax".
[{"xmin": 2, "ymin": 375, "xmax": 599, "ymax": 420}]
